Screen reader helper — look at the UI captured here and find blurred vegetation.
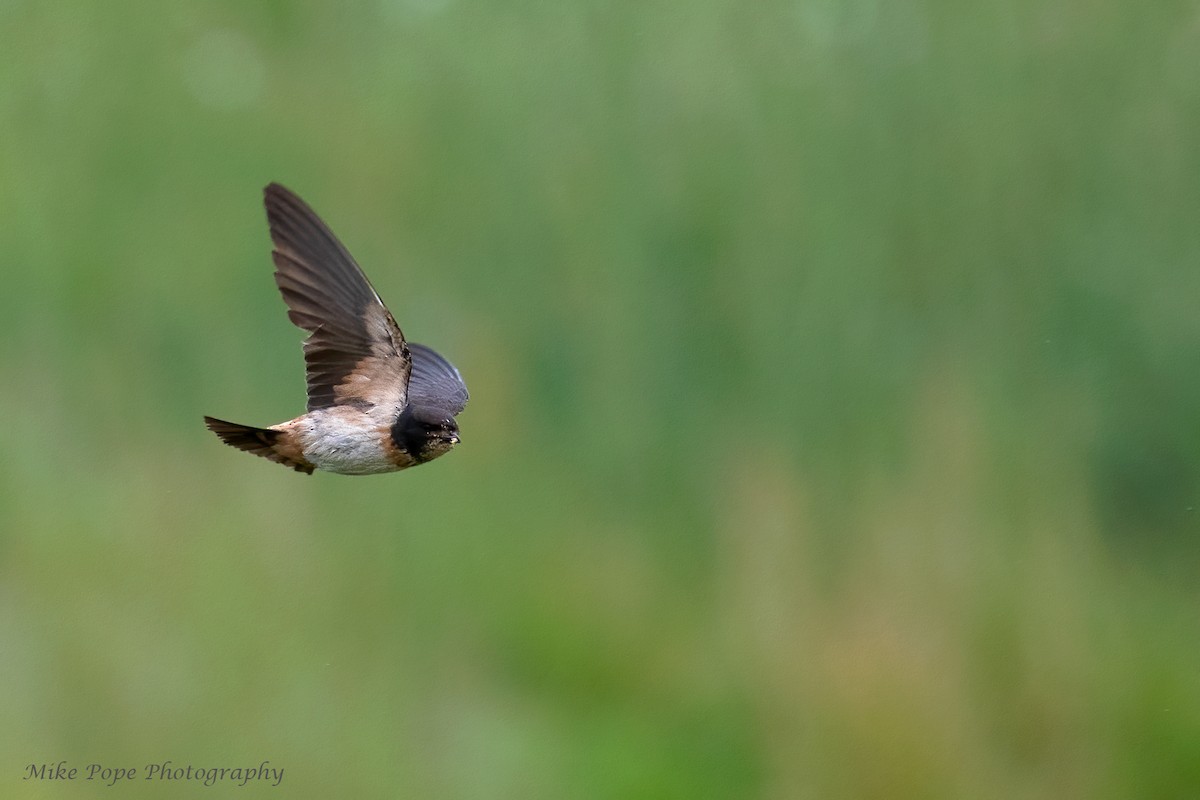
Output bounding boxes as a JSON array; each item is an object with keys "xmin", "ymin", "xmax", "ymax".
[{"xmin": 2, "ymin": 0, "xmax": 1199, "ymax": 797}]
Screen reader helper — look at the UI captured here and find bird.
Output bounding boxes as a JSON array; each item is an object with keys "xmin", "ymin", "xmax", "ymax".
[{"xmin": 204, "ymin": 183, "xmax": 468, "ymax": 475}]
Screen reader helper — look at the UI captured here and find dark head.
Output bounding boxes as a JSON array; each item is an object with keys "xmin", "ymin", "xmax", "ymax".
[{"xmin": 391, "ymin": 405, "xmax": 460, "ymax": 464}]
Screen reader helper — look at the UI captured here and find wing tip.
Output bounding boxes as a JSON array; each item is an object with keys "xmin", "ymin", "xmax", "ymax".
[{"xmin": 264, "ymin": 181, "xmax": 292, "ymax": 200}]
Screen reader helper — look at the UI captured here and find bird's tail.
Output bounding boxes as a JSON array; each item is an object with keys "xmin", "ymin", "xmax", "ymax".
[{"xmin": 203, "ymin": 416, "xmax": 315, "ymax": 474}]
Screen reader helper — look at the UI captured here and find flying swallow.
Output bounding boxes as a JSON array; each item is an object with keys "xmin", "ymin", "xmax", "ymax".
[{"xmin": 204, "ymin": 183, "xmax": 468, "ymax": 475}]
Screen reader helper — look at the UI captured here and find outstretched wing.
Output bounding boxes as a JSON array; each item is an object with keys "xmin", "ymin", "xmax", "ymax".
[
  {"xmin": 407, "ymin": 342, "xmax": 469, "ymax": 418},
  {"xmin": 264, "ymin": 183, "xmax": 411, "ymax": 412}
]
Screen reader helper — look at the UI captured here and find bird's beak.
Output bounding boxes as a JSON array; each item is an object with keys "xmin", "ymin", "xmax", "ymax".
[{"xmin": 449, "ymin": 433, "xmax": 461, "ymax": 445}]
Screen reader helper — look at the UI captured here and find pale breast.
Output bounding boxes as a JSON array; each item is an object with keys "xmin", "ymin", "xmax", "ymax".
[{"xmin": 284, "ymin": 407, "xmax": 415, "ymax": 475}]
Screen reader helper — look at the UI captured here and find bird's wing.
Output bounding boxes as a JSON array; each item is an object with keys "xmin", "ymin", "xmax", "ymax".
[
  {"xmin": 264, "ymin": 183, "xmax": 411, "ymax": 413},
  {"xmin": 407, "ymin": 342, "xmax": 469, "ymax": 418}
]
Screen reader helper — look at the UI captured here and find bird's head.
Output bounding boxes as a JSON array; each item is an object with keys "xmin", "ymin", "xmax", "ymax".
[
  {"xmin": 394, "ymin": 405, "xmax": 460, "ymax": 463},
  {"xmin": 418, "ymin": 414, "xmax": 460, "ymax": 459}
]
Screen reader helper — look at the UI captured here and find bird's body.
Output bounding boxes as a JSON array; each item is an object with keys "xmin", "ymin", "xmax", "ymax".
[{"xmin": 204, "ymin": 184, "xmax": 467, "ymax": 475}]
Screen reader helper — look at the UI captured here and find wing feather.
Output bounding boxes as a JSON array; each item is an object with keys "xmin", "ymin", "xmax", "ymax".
[
  {"xmin": 407, "ymin": 342, "xmax": 469, "ymax": 419},
  {"xmin": 264, "ymin": 183, "xmax": 411, "ymax": 412}
]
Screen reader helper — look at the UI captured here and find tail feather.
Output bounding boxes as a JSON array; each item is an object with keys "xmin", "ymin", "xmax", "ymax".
[{"xmin": 203, "ymin": 416, "xmax": 315, "ymax": 474}]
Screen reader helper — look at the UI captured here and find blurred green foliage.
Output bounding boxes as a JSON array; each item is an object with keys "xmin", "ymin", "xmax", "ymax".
[{"xmin": 2, "ymin": 0, "xmax": 1199, "ymax": 797}]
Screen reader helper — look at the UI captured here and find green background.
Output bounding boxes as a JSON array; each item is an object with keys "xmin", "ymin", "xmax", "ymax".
[{"xmin": 3, "ymin": 1, "xmax": 1198, "ymax": 797}]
